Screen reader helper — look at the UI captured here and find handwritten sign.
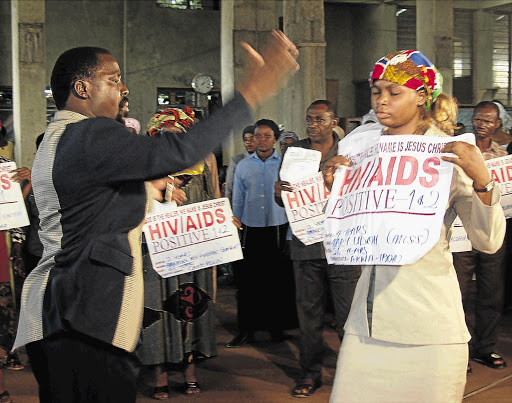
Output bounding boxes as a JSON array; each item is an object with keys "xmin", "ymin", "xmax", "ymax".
[
  {"xmin": 282, "ymin": 173, "xmax": 330, "ymax": 245},
  {"xmin": 142, "ymin": 198, "xmax": 243, "ymax": 278},
  {"xmin": 0, "ymin": 162, "xmax": 29, "ymax": 230},
  {"xmin": 485, "ymin": 154, "xmax": 512, "ymax": 219},
  {"xmin": 324, "ymin": 133, "xmax": 467, "ymax": 266}
]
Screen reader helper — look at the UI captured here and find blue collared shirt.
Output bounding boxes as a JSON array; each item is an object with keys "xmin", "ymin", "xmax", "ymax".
[{"xmin": 232, "ymin": 149, "xmax": 287, "ymax": 227}]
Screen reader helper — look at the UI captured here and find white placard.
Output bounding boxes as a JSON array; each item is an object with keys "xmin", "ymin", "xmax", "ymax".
[
  {"xmin": 485, "ymin": 154, "xmax": 512, "ymax": 219},
  {"xmin": 280, "ymin": 147, "xmax": 322, "ymax": 183},
  {"xmin": 0, "ymin": 162, "xmax": 29, "ymax": 230},
  {"xmin": 449, "ymin": 216, "xmax": 472, "ymax": 252},
  {"xmin": 281, "ymin": 172, "xmax": 330, "ymax": 245},
  {"xmin": 143, "ymin": 198, "xmax": 243, "ymax": 278},
  {"xmin": 324, "ymin": 133, "xmax": 469, "ymax": 266}
]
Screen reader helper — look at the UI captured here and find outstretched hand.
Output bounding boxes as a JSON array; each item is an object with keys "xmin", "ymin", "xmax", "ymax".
[
  {"xmin": 237, "ymin": 30, "xmax": 299, "ymax": 109},
  {"xmin": 321, "ymin": 155, "xmax": 351, "ymax": 190}
]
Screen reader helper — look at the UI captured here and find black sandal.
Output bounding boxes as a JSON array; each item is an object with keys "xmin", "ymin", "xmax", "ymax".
[
  {"xmin": 5, "ymin": 353, "xmax": 24, "ymax": 371},
  {"xmin": 291, "ymin": 379, "xmax": 322, "ymax": 398},
  {"xmin": 152, "ymin": 385, "xmax": 169, "ymax": 400},
  {"xmin": 184, "ymin": 381, "xmax": 201, "ymax": 395},
  {"xmin": 473, "ymin": 352, "xmax": 507, "ymax": 369}
]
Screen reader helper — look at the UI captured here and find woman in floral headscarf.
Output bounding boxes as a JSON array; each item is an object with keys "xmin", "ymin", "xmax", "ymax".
[
  {"xmin": 322, "ymin": 51, "xmax": 505, "ymax": 402},
  {"xmin": 140, "ymin": 106, "xmax": 220, "ymax": 398}
]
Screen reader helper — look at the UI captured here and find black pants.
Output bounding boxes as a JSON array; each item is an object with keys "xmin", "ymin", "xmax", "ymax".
[
  {"xmin": 26, "ymin": 330, "xmax": 140, "ymax": 403},
  {"xmin": 453, "ymin": 243, "xmax": 506, "ymax": 356}
]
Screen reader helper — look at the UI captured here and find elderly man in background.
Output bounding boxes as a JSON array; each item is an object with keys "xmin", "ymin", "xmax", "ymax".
[{"xmin": 453, "ymin": 101, "xmax": 508, "ymax": 373}]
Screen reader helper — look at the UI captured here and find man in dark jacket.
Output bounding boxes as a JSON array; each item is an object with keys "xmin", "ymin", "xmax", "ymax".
[{"xmin": 15, "ymin": 32, "xmax": 298, "ymax": 402}]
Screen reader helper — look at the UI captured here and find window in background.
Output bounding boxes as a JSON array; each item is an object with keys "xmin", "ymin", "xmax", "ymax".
[
  {"xmin": 396, "ymin": 7, "xmax": 416, "ymax": 51},
  {"xmin": 453, "ymin": 9, "xmax": 473, "ymax": 104},
  {"xmin": 493, "ymin": 13, "xmax": 510, "ymax": 105},
  {"xmin": 156, "ymin": 0, "xmax": 219, "ymax": 10}
]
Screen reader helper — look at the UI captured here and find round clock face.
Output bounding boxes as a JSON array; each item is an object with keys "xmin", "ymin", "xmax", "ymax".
[{"xmin": 192, "ymin": 74, "xmax": 213, "ymax": 94}]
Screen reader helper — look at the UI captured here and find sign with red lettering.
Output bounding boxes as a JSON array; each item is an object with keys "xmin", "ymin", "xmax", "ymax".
[
  {"xmin": 282, "ymin": 172, "xmax": 330, "ymax": 245},
  {"xmin": 485, "ymin": 154, "xmax": 512, "ymax": 219},
  {"xmin": 324, "ymin": 132, "xmax": 465, "ymax": 266},
  {"xmin": 143, "ymin": 198, "xmax": 243, "ymax": 277},
  {"xmin": 0, "ymin": 162, "xmax": 29, "ymax": 230}
]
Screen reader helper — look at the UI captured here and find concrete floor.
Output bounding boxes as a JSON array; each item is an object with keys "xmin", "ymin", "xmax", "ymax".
[{"xmin": 4, "ymin": 284, "xmax": 512, "ymax": 402}]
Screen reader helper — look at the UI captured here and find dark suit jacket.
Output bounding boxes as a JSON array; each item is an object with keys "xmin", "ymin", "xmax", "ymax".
[{"xmin": 15, "ymin": 93, "xmax": 252, "ymax": 352}]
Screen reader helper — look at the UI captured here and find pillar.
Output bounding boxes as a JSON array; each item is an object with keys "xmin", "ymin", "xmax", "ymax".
[
  {"xmin": 11, "ymin": 0, "xmax": 47, "ymax": 168},
  {"xmin": 221, "ymin": 0, "xmax": 280, "ymax": 164},
  {"xmin": 416, "ymin": 0, "xmax": 454, "ymax": 96},
  {"xmin": 472, "ymin": 10, "xmax": 495, "ymax": 103},
  {"xmin": 282, "ymin": 0, "xmax": 326, "ymax": 139}
]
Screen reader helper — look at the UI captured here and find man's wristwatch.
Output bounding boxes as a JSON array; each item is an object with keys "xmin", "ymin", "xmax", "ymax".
[{"xmin": 473, "ymin": 180, "xmax": 495, "ymax": 193}]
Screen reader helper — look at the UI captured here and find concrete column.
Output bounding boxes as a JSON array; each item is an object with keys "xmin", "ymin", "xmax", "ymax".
[
  {"xmin": 472, "ymin": 10, "xmax": 495, "ymax": 103},
  {"xmin": 11, "ymin": 0, "xmax": 46, "ymax": 168},
  {"xmin": 416, "ymin": 0, "xmax": 454, "ymax": 96},
  {"xmin": 282, "ymin": 0, "xmax": 326, "ymax": 139},
  {"xmin": 221, "ymin": 0, "xmax": 280, "ymax": 164},
  {"xmin": 220, "ymin": 0, "xmax": 235, "ymax": 165},
  {"xmin": 352, "ymin": 4, "xmax": 397, "ymax": 83}
]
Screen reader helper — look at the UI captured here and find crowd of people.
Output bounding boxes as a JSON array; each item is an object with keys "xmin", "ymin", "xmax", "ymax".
[{"xmin": 0, "ymin": 33, "xmax": 510, "ymax": 403}]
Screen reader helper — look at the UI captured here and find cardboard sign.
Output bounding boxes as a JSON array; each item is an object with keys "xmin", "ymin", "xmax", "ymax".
[
  {"xmin": 143, "ymin": 198, "xmax": 243, "ymax": 278},
  {"xmin": 282, "ymin": 173, "xmax": 330, "ymax": 245},
  {"xmin": 485, "ymin": 154, "xmax": 512, "ymax": 219},
  {"xmin": 323, "ymin": 133, "xmax": 470, "ymax": 266},
  {"xmin": 0, "ymin": 162, "xmax": 29, "ymax": 230}
]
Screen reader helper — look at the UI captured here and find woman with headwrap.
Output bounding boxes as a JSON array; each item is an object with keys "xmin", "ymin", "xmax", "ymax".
[
  {"xmin": 322, "ymin": 51, "xmax": 505, "ymax": 402},
  {"xmin": 139, "ymin": 106, "xmax": 220, "ymax": 398}
]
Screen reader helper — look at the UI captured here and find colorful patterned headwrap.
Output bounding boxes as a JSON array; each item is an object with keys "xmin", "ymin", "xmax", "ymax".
[
  {"xmin": 369, "ymin": 50, "xmax": 443, "ymax": 110},
  {"xmin": 146, "ymin": 106, "xmax": 195, "ymax": 136}
]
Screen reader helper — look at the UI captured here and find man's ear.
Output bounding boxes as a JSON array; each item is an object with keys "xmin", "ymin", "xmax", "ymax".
[
  {"xmin": 332, "ymin": 117, "xmax": 339, "ymax": 128},
  {"xmin": 71, "ymin": 80, "xmax": 88, "ymax": 100}
]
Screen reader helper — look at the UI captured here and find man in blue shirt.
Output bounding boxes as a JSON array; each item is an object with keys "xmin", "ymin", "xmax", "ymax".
[{"xmin": 227, "ymin": 119, "xmax": 297, "ymax": 347}]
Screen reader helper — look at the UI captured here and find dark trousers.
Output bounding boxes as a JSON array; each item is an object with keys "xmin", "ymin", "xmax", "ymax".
[
  {"xmin": 453, "ymin": 243, "xmax": 506, "ymax": 357},
  {"xmin": 233, "ymin": 224, "xmax": 298, "ymax": 332},
  {"xmin": 26, "ymin": 330, "xmax": 140, "ymax": 403},
  {"xmin": 293, "ymin": 259, "xmax": 360, "ymax": 382}
]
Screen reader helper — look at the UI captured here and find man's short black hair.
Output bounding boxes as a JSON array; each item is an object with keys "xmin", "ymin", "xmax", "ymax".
[
  {"xmin": 242, "ymin": 125, "xmax": 255, "ymax": 141},
  {"xmin": 255, "ymin": 119, "xmax": 280, "ymax": 140},
  {"xmin": 308, "ymin": 100, "xmax": 336, "ymax": 118},
  {"xmin": 474, "ymin": 101, "xmax": 500, "ymax": 118},
  {"xmin": 51, "ymin": 47, "xmax": 111, "ymax": 110}
]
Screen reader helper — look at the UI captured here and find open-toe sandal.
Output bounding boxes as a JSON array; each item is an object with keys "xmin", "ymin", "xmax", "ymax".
[
  {"xmin": 184, "ymin": 381, "xmax": 201, "ymax": 395},
  {"xmin": 152, "ymin": 385, "xmax": 169, "ymax": 400},
  {"xmin": 5, "ymin": 355, "xmax": 24, "ymax": 371},
  {"xmin": 291, "ymin": 379, "xmax": 322, "ymax": 398},
  {"xmin": 473, "ymin": 352, "xmax": 507, "ymax": 369}
]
